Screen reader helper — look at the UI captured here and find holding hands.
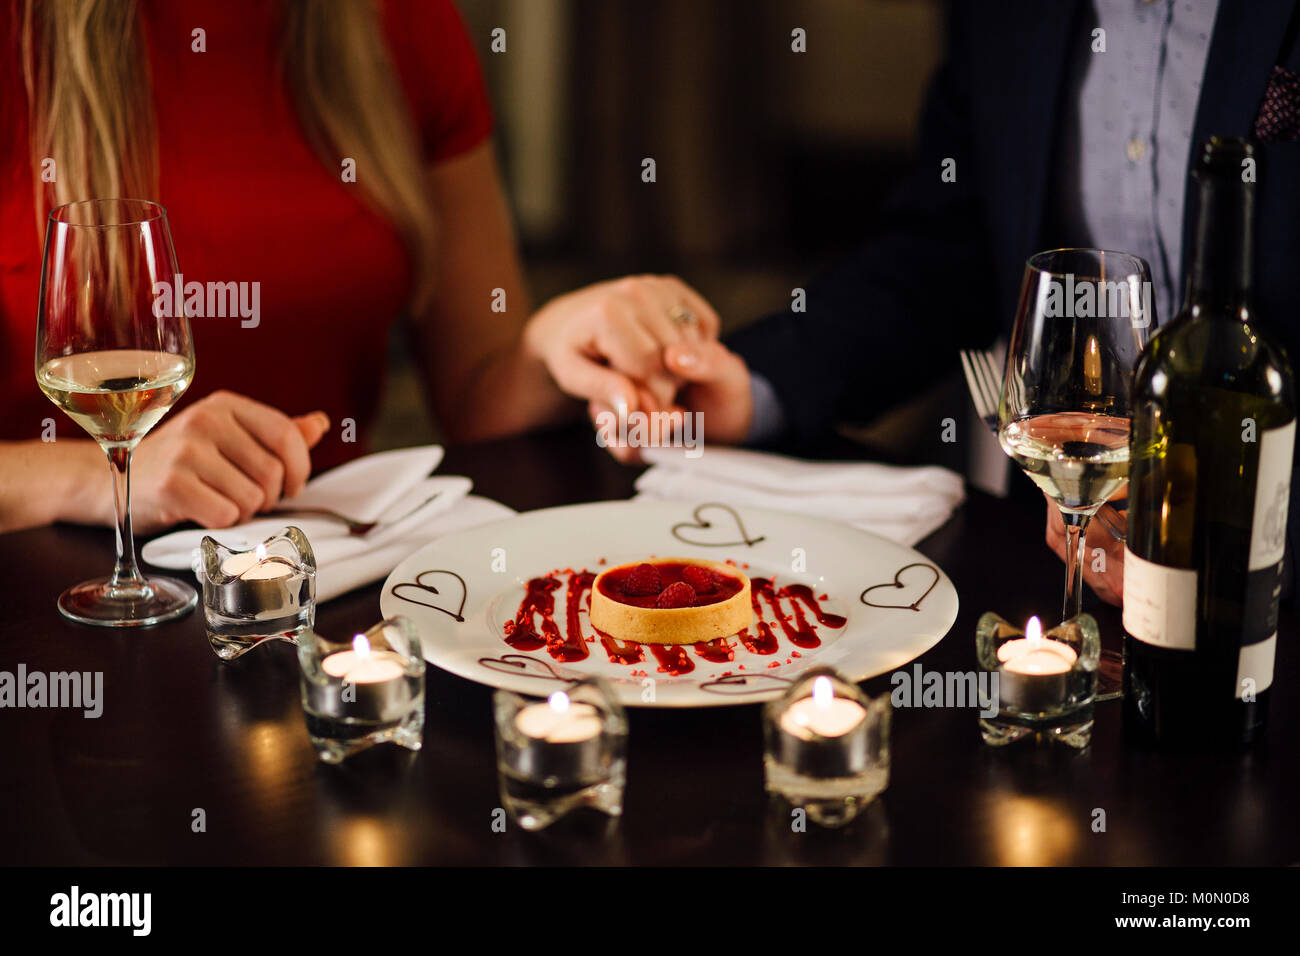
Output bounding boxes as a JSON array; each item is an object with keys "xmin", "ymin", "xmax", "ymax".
[{"xmin": 524, "ymin": 274, "xmax": 753, "ymax": 459}]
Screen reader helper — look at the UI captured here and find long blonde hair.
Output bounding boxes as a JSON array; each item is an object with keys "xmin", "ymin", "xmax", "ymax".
[{"xmin": 21, "ymin": 0, "xmax": 438, "ymax": 310}]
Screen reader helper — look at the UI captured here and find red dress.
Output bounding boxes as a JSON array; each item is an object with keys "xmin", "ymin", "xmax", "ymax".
[{"xmin": 0, "ymin": 0, "xmax": 492, "ymax": 470}]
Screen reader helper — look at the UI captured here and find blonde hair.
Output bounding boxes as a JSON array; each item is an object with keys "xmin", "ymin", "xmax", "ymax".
[{"xmin": 22, "ymin": 0, "xmax": 438, "ymax": 311}]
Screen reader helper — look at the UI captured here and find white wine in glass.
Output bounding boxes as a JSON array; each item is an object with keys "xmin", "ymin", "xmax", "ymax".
[
  {"xmin": 37, "ymin": 350, "xmax": 192, "ymax": 446},
  {"xmin": 999, "ymin": 249, "xmax": 1155, "ymax": 621},
  {"xmin": 35, "ymin": 199, "xmax": 197, "ymax": 626},
  {"xmin": 1000, "ymin": 411, "xmax": 1130, "ymax": 513}
]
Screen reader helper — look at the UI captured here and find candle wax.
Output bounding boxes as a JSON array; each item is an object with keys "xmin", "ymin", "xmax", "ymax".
[
  {"xmin": 780, "ymin": 696, "xmax": 867, "ymax": 740},
  {"xmin": 997, "ymin": 638, "xmax": 1077, "ymax": 675},
  {"xmin": 221, "ymin": 549, "xmax": 295, "ymax": 580},
  {"xmin": 515, "ymin": 702, "xmax": 603, "ymax": 743},
  {"xmin": 322, "ymin": 650, "xmax": 406, "ymax": 683}
]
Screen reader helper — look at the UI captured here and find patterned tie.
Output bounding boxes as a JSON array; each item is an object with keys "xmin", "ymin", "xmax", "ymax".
[{"xmin": 1254, "ymin": 66, "xmax": 1300, "ymax": 143}]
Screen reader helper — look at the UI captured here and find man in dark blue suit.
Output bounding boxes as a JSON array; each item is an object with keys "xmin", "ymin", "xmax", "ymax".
[{"xmin": 647, "ymin": 0, "xmax": 1300, "ymax": 604}]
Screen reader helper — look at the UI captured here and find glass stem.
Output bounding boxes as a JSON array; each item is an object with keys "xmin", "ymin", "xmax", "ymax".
[
  {"xmin": 1061, "ymin": 511, "xmax": 1089, "ymax": 621},
  {"xmin": 107, "ymin": 445, "xmax": 146, "ymax": 594}
]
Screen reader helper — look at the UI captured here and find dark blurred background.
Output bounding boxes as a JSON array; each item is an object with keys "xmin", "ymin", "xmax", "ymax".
[{"xmin": 375, "ymin": 0, "xmax": 950, "ymax": 452}]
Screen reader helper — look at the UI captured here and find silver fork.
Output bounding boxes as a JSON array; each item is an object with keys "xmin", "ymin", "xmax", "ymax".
[
  {"xmin": 960, "ymin": 347, "xmax": 1126, "ymax": 543},
  {"xmin": 959, "ymin": 347, "xmax": 1002, "ymax": 432},
  {"xmin": 265, "ymin": 490, "xmax": 443, "ymax": 538}
]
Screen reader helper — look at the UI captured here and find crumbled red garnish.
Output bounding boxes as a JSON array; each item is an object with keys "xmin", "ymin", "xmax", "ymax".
[
  {"xmin": 655, "ymin": 581, "xmax": 697, "ymax": 609},
  {"xmin": 623, "ymin": 562, "xmax": 662, "ymax": 596}
]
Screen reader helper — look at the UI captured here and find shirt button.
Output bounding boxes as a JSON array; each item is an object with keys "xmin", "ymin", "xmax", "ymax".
[{"xmin": 1126, "ymin": 138, "xmax": 1147, "ymax": 162}]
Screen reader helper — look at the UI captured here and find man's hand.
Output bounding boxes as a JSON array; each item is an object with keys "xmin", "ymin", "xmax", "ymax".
[
  {"xmin": 524, "ymin": 274, "xmax": 719, "ymax": 416},
  {"xmin": 1044, "ymin": 492, "xmax": 1126, "ymax": 606},
  {"xmin": 127, "ymin": 391, "xmax": 329, "ymax": 533},
  {"xmin": 661, "ymin": 340, "xmax": 754, "ymax": 446}
]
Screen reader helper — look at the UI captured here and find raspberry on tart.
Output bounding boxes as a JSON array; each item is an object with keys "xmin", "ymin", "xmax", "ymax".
[{"xmin": 589, "ymin": 558, "xmax": 752, "ymax": 645}]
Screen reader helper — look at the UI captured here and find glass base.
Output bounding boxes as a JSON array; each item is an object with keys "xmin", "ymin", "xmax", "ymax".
[
  {"xmin": 305, "ymin": 709, "xmax": 424, "ymax": 765},
  {"xmin": 206, "ymin": 615, "xmax": 311, "ymax": 661},
  {"xmin": 979, "ymin": 708, "xmax": 1094, "ymax": 749},
  {"xmin": 1097, "ymin": 648, "xmax": 1123, "ymax": 702},
  {"xmin": 58, "ymin": 575, "xmax": 197, "ymax": 628},
  {"xmin": 499, "ymin": 769, "xmax": 625, "ymax": 831},
  {"xmin": 764, "ymin": 760, "xmax": 890, "ymax": 828}
]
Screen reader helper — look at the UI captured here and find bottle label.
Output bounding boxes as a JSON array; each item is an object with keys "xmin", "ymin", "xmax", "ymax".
[
  {"xmin": 1123, "ymin": 549, "xmax": 1198, "ymax": 650},
  {"xmin": 1237, "ymin": 633, "xmax": 1276, "ymax": 697},
  {"xmin": 1237, "ymin": 420, "xmax": 1292, "ymax": 696},
  {"xmin": 1248, "ymin": 420, "xmax": 1294, "ymax": 571}
]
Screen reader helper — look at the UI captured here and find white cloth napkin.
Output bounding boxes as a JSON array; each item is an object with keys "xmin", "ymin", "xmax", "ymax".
[
  {"xmin": 141, "ymin": 444, "xmax": 515, "ymax": 601},
  {"xmin": 634, "ymin": 446, "xmax": 964, "ymax": 545}
]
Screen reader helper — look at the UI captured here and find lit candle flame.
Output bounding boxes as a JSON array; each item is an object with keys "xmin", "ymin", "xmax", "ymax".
[
  {"xmin": 255, "ymin": 542, "xmax": 267, "ymax": 562},
  {"xmin": 1025, "ymin": 616, "xmax": 1042, "ymax": 644},
  {"xmin": 1084, "ymin": 335, "xmax": 1102, "ymax": 394},
  {"xmin": 548, "ymin": 690, "xmax": 571, "ymax": 713},
  {"xmin": 812, "ymin": 675, "xmax": 834, "ymax": 709},
  {"xmin": 352, "ymin": 634, "xmax": 371, "ymax": 659}
]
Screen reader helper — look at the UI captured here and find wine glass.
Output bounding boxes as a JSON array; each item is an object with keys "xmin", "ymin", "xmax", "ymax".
[
  {"xmin": 35, "ymin": 199, "xmax": 197, "ymax": 626},
  {"xmin": 999, "ymin": 249, "xmax": 1155, "ymax": 623}
]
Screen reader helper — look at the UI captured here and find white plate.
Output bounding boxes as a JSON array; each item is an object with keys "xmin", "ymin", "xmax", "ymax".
[{"xmin": 379, "ymin": 500, "xmax": 958, "ymax": 707}]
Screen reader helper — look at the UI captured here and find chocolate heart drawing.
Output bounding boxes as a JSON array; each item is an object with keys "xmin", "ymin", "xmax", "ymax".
[
  {"xmin": 671, "ymin": 503, "xmax": 766, "ymax": 548},
  {"xmin": 476, "ymin": 654, "xmax": 577, "ymax": 684},
  {"xmin": 390, "ymin": 569, "xmax": 468, "ymax": 622},
  {"xmin": 699, "ymin": 672, "xmax": 794, "ymax": 696},
  {"xmin": 859, "ymin": 562, "xmax": 940, "ymax": 612}
]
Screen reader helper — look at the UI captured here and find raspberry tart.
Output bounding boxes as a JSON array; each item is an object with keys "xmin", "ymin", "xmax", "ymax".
[{"xmin": 589, "ymin": 558, "xmax": 752, "ymax": 644}]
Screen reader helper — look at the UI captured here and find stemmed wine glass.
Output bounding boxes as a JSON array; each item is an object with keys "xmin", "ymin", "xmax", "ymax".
[
  {"xmin": 36, "ymin": 199, "xmax": 197, "ymax": 626},
  {"xmin": 999, "ymin": 249, "xmax": 1155, "ymax": 623}
]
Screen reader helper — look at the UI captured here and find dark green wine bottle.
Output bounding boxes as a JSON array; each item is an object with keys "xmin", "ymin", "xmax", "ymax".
[{"xmin": 1123, "ymin": 137, "xmax": 1295, "ymax": 747}]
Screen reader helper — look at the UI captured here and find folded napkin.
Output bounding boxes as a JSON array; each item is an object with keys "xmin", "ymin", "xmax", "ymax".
[
  {"xmin": 142, "ymin": 444, "xmax": 515, "ymax": 601},
  {"xmin": 634, "ymin": 447, "xmax": 964, "ymax": 545}
]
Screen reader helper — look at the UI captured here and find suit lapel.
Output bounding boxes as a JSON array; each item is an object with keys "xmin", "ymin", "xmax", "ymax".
[
  {"xmin": 1180, "ymin": 0, "xmax": 1299, "ymax": 277},
  {"xmin": 1008, "ymin": 0, "xmax": 1085, "ymax": 262}
]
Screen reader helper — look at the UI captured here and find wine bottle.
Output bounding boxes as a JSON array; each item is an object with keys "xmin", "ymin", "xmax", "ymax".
[{"xmin": 1123, "ymin": 137, "xmax": 1295, "ymax": 747}]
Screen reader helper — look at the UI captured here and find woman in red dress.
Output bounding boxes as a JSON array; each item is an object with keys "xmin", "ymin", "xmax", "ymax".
[{"xmin": 0, "ymin": 0, "xmax": 719, "ymax": 531}]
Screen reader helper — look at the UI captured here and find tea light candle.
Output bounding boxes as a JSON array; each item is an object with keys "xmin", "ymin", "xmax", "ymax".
[
  {"xmin": 298, "ymin": 617, "xmax": 425, "ymax": 763},
  {"xmin": 506, "ymin": 691, "xmax": 609, "ymax": 784},
  {"xmin": 770, "ymin": 675, "xmax": 876, "ymax": 778},
  {"xmin": 779, "ymin": 676, "xmax": 868, "ymax": 740},
  {"xmin": 309, "ymin": 632, "xmax": 412, "ymax": 722},
  {"xmin": 322, "ymin": 633, "xmax": 407, "ymax": 683},
  {"xmin": 997, "ymin": 617, "xmax": 1076, "ymax": 712},
  {"xmin": 208, "ymin": 541, "xmax": 309, "ymax": 619},
  {"xmin": 516, "ymin": 692, "xmax": 603, "ymax": 743},
  {"xmin": 221, "ymin": 543, "xmax": 294, "ymax": 580},
  {"xmin": 997, "ymin": 616, "xmax": 1078, "ymax": 672}
]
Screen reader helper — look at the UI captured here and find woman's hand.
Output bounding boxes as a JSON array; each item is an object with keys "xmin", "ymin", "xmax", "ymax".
[
  {"xmin": 1044, "ymin": 492, "xmax": 1127, "ymax": 606},
  {"xmin": 127, "ymin": 391, "xmax": 329, "ymax": 533},
  {"xmin": 524, "ymin": 274, "xmax": 719, "ymax": 409}
]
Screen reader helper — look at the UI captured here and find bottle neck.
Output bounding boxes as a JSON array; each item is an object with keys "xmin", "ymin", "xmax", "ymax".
[{"xmin": 1185, "ymin": 174, "xmax": 1253, "ymax": 318}]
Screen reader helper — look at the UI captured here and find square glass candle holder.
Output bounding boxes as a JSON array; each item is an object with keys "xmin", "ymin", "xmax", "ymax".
[
  {"xmin": 976, "ymin": 612, "xmax": 1099, "ymax": 749},
  {"xmin": 199, "ymin": 527, "xmax": 315, "ymax": 660},
  {"xmin": 493, "ymin": 679, "xmax": 628, "ymax": 831},
  {"xmin": 298, "ymin": 616, "xmax": 425, "ymax": 764},
  {"xmin": 763, "ymin": 668, "xmax": 891, "ymax": 828}
]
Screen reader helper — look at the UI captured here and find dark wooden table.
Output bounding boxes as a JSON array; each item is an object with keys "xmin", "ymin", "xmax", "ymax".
[{"xmin": 1, "ymin": 426, "xmax": 1296, "ymax": 866}]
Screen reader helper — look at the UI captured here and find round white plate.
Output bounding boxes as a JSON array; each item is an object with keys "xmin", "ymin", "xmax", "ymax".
[{"xmin": 380, "ymin": 500, "xmax": 958, "ymax": 707}]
